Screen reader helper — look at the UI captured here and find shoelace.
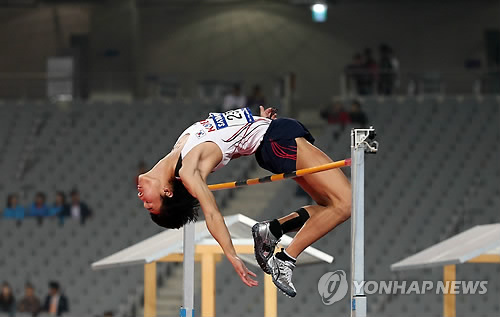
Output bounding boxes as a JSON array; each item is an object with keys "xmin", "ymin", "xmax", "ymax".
[{"xmin": 277, "ymin": 259, "xmax": 294, "ymax": 282}]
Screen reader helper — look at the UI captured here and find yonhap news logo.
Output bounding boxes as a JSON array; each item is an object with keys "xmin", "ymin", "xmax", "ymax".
[
  {"xmin": 318, "ymin": 270, "xmax": 489, "ymax": 306},
  {"xmin": 317, "ymin": 270, "xmax": 349, "ymax": 305}
]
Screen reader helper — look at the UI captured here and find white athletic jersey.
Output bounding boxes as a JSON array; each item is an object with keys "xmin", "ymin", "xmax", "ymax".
[{"xmin": 176, "ymin": 108, "xmax": 271, "ymax": 171}]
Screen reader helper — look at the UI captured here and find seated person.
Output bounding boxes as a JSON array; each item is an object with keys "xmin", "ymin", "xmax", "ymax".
[
  {"xmin": 61, "ymin": 189, "xmax": 92, "ymax": 225},
  {"xmin": 42, "ymin": 281, "xmax": 69, "ymax": 316},
  {"xmin": 0, "ymin": 282, "xmax": 16, "ymax": 317},
  {"xmin": 349, "ymin": 100, "xmax": 368, "ymax": 127},
  {"xmin": 29, "ymin": 192, "xmax": 49, "ymax": 219},
  {"xmin": 3, "ymin": 193, "xmax": 25, "ymax": 221},
  {"xmin": 49, "ymin": 192, "xmax": 69, "ymax": 217},
  {"xmin": 222, "ymin": 84, "xmax": 246, "ymax": 111},
  {"xmin": 17, "ymin": 283, "xmax": 41, "ymax": 315}
]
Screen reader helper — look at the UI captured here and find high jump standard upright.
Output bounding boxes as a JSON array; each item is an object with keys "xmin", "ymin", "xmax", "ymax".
[{"xmin": 351, "ymin": 127, "xmax": 378, "ymax": 317}]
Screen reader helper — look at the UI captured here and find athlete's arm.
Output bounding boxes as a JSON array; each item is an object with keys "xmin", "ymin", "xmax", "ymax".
[
  {"xmin": 180, "ymin": 164, "xmax": 258, "ymax": 287},
  {"xmin": 181, "ymin": 168, "xmax": 234, "ymax": 254}
]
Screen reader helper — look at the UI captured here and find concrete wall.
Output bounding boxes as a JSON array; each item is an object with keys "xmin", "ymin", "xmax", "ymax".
[
  {"xmin": 0, "ymin": 6, "xmax": 89, "ymax": 97},
  {"xmin": 89, "ymin": 0, "xmax": 141, "ymax": 98},
  {"xmin": 140, "ymin": 1, "xmax": 500, "ymax": 105},
  {"xmin": 0, "ymin": 6, "xmax": 89, "ymax": 72},
  {"xmin": 0, "ymin": 1, "xmax": 498, "ymax": 102}
]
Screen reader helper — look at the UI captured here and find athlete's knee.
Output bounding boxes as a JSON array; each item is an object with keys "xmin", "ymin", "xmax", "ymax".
[
  {"xmin": 329, "ymin": 197, "xmax": 352, "ymax": 221},
  {"xmin": 323, "ymin": 189, "xmax": 351, "ymax": 214},
  {"xmin": 322, "ymin": 194, "xmax": 351, "ymax": 221},
  {"xmin": 335, "ymin": 199, "xmax": 351, "ymax": 222},
  {"xmin": 334, "ymin": 189, "xmax": 351, "ymax": 221},
  {"xmin": 341, "ymin": 202, "xmax": 352, "ymax": 220}
]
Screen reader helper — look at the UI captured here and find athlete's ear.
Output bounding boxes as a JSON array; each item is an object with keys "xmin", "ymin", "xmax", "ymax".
[{"xmin": 163, "ymin": 187, "xmax": 173, "ymax": 198}]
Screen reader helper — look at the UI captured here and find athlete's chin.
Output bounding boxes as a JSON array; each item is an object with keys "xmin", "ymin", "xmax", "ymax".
[
  {"xmin": 137, "ymin": 174, "xmax": 146, "ymax": 185},
  {"xmin": 138, "ymin": 174, "xmax": 155, "ymax": 189}
]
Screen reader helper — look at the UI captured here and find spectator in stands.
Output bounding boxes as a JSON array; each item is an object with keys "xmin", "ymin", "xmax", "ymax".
[
  {"xmin": 3, "ymin": 193, "xmax": 25, "ymax": 223},
  {"xmin": 42, "ymin": 281, "xmax": 68, "ymax": 316},
  {"xmin": 17, "ymin": 283, "xmax": 41, "ymax": 316},
  {"xmin": 103, "ymin": 311, "xmax": 114, "ymax": 317},
  {"xmin": 320, "ymin": 101, "xmax": 350, "ymax": 127},
  {"xmin": 378, "ymin": 44, "xmax": 398, "ymax": 95},
  {"xmin": 320, "ymin": 101, "xmax": 351, "ymax": 140},
  {"xmin": 362, "ymin": 48, "xmax": 378, "ymax": 95},
  {"xmin": 349, "ymin": 100, "xmax": 368, "ymax": 127},
  {"xmin": 246, "ymin": 85, "xmax": 266, "ymax": 111},
  {"xmin": 29, "ymin": 192, "xmax": 49, "ymax": 223},
  {"xmin": 49, "ymin": 192, "xmax": 68, "ymax": 217},
  {"xmin": 49, "ymin": 192, "xmax": 69, "ymax": 225},
  {"xmin": 61, "ymin": 189, "xmax": 91, "ymax": 225},
  {"xmin": 0, "ymin": 282, "xmax": 16, "ymax": 317},
  {"xmin": 345, "ymin": 53, "xmax": 365, "ymax": 95},
  {"xmin": 222, "ymin": 84, "xmax": 246, "ymax": 111},
  {"xmin": 135, "ymin": 160, "xmax": 147, "ymax": 187}
]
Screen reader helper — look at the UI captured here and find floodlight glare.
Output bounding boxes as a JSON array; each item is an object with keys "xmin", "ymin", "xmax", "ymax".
[
  {"xmin": 312, "ymin": 3, "xmax": 326, "ymax": 14},
  {"xmin": 311, "ymin": 3, "xmax": 327, "ymax": 22}
]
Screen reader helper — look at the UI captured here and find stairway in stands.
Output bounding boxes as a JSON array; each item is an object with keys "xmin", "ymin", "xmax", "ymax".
[{"xmin": 223, "ymin": 164, "xmax": 280, "ymax": 219}]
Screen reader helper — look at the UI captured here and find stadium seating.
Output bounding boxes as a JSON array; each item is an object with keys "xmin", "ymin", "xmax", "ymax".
[
  {"xmin": 0, "ymin": 96, "xmax": 498, "ymax": 316},
  {"xmin": 0, "ymin": 101, "xmax": 253, "ymax": 316},
  {"xmin": 208, "ymin": 96, "xmax": 499, "ymax": 317}
]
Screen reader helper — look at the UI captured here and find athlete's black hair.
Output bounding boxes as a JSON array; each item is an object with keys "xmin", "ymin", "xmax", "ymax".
[{"xmin": 150, "ymin": 179, "xmax": 200, "ymax": 229}]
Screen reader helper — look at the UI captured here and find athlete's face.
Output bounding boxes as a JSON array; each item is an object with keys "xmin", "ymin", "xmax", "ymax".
[{"xmin": 137, "ymin": 174, "xmax": 163, "ymax": 214}]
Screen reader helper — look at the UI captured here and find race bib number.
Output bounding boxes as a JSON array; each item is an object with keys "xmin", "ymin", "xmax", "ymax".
[{"xmin": 209, "ymin": 108, "xmax": 255, "ymax": 130}]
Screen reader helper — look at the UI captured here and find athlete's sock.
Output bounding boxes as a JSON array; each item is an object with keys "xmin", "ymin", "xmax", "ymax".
[
  {"xmin": 269, "ymin": 219, "xmax": 283, "ymax": 239},
  {"xmin": 280, "ymin": 208, "xmax": 310, "ymax": 233},
  {"xmin": 276, "ymin": 248, "xmax": 296, "ymax": 263}
]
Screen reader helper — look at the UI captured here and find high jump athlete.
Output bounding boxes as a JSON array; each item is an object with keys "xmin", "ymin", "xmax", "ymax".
[{"xmin": 137, "ymin": 106, "xmax": 351, "ymax": 297}]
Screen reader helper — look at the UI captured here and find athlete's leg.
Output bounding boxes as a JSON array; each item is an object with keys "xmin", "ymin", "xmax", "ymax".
[
  {"xmin": 275, "ymin": 193, "xmax": 324, "ymax": 227},
  {"xmin": 252, "ymin": 208, "xmax": 312, "ymax": 275},
  {"xmin": 253, "ymin": 120, "xmax": 351, "ymax": 296},
  {"xmin": 285, "ymin": 137, "xmax": 352, "ymax": 258},
  {"xmin": 253, "ymin": 137, "xmax": 349, "ymax": 271},
  {"xmin": 277, "ymin": 212, "xmax": 301, "ymax": 226},
  {"xmin": 273, "ymin": 144, "xmax": 349, "ymax": 235},
  {"xmin": 263, "ymin": 138, "xmax": 351, "ymax": 297},
  {"xmin": 271, "ymin": 181, "xmax": 328, "ymax": 234}
]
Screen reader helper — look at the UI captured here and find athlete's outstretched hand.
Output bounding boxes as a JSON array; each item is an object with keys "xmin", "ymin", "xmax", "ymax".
[
  {"xmin": 230, "ymin": 256, "xmax": 258, "ymax": 287},
  {"xmin": 260, "ymin": 105, "xmax": 277, "ymax": 120}
]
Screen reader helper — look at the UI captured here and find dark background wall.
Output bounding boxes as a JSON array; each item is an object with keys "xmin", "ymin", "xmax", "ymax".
[
  {"xmin": 140, "ymin": 1, "xmax": 500, "ymax": 103},
  {"xmin": 0, "ymin": 0, "xmax": 499, "ymax": 103},
  {"xmin": 0, "ymin": 6, "xmax": 89, "ymax": 73}
]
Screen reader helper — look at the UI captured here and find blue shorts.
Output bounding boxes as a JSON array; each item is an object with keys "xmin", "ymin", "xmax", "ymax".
[{"xmin": 255, "ymin": 118, "xmax": 315, "ymax": 174}]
